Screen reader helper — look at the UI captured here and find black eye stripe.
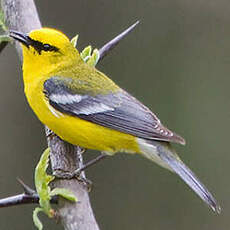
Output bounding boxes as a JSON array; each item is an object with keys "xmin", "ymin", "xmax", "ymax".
[
  {"xmin": 43, "ymin": 43, "xmax": 59, "ymax": 52},
  {"xmin": 27, "ymin": 37, "xmax": 59, "ymax": 54}
]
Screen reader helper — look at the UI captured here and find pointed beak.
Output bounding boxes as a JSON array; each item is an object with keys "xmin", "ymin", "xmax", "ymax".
[{"xmin": 9, "ymin": 30, "xmax": 31, "ymax": 47}]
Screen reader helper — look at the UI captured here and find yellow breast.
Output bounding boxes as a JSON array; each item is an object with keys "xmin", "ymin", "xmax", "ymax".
[{"xmin": 24, "ymin": 77, "xmax": 140, "ymax": 154}]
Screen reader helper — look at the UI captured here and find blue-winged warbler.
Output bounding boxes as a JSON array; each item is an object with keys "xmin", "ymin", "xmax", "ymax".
[{"xmin": 10, "ymin": 28, "xmax": 220, "ymax": 213}]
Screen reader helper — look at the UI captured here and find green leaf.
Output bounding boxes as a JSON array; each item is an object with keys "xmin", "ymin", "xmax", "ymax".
[
  {"xmin": 72, "ymin": 33, "xmax": 99, "ymax": 66},
  {"xmin": 86, "ymin": 49, "xmax": 100, "ymax": 67},
  {"xmin": 33, "ymin": 147, "xmax": 78, "ymax": 229},
  {"xmin": 50, "ymin": 188, "xmax": 78, "ymax": 202},
  {"xmin": 80, "ymin": 45, "xmax": 92, "ymax": 62},
  {"xmin": 34, "ymin": 148, "xmax": 54, "ymax": 217},
  {"xmin": 71, "ymin": 34, "xmax": 79, "ymax": 48},
  {"xmin": 33, "ymin": 207, "xmax": 44, "ymax": 230}
]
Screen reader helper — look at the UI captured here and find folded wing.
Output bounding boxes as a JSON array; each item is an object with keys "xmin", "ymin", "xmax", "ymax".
[{"xmin": 44, "ymin": 76, "xmax": 185, "ymax": 145}]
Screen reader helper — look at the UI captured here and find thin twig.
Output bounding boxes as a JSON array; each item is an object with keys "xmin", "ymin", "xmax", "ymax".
[
  {"xmin": 0, "ymin": 179, "xmax": 58, "ymax": 208},
  {"xmin": 75, "ymin": 154, "xmax": 107, "ymax": 174},
  {"xmin": 0, "ymin": 193, "xmax": 40, "ymax": 207},
  {"xmin": 0, "ymin": 193, "xmax": 58, "ymax": 208},
  {"xmin": 17, "ymin": 177, "xmax": 36, "ymax": 195},
  {"xmin": 98, "ymin": 20, "xmax": 139, "ymax": 61}
]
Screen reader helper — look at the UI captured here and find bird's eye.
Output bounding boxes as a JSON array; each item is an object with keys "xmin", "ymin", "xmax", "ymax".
[{"xmin": 43, "ymin": 44, "xmax": 52, "ymax": 51}]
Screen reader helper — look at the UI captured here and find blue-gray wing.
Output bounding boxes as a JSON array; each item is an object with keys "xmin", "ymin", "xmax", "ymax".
[{"xmin": 44, "ymin": 76, "xmax": 185, "ymax": 145}]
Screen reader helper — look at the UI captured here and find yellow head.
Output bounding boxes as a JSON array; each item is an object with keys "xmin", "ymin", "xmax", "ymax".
[{"xmin": 10, "ymin": 28, "xmax": 81, "ymax": 76}]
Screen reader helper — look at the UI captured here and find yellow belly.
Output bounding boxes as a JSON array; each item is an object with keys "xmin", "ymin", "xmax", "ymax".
[{"xmin": 25, "ymin": 82, "xmax": 140, "ymax": 154}]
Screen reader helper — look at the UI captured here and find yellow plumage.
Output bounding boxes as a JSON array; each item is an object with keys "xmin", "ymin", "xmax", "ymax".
[{"xmin": 10, "ymin": 27, "xmax": 220, "ymax": 212}]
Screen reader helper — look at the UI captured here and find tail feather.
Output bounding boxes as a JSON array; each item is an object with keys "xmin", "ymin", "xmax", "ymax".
[{"xmin": 138, "ymin": 138, "xmax": 221, "ymax": 213}]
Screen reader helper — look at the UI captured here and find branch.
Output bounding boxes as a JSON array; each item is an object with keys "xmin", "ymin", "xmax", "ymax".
[
  {"xmin": 98, "ymin": 20, "xmax": 139, "ymax": 61},
  {"xmin": 0, "ymin": 192, "xmax": 58, "ymax": 208},
  {"xmin": 0, "ymin": 178, "xmax": 58, "ymax": 208},
  {"xmin": 0, "ymin": 193, "xmax": 40, "ymax": 207}
]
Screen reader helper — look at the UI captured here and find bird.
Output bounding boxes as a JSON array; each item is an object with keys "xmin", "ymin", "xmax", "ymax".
[{"xmin": 10, "ymin": 28, "xmax": 220, "ymax": 213}]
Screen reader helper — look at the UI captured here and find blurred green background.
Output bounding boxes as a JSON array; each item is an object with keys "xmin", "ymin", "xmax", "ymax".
[{"xmin": 0, "ymin": 0, "xmax": 229, "ymax": 229}]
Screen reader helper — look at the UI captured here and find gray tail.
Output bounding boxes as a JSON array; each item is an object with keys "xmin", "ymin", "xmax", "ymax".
[{"xmin": 139, "ymin": 139, "xmax": 221, "ymax": 213}]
